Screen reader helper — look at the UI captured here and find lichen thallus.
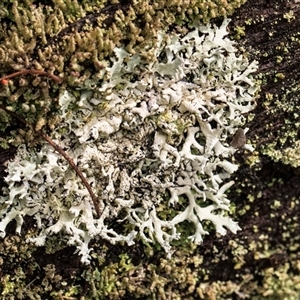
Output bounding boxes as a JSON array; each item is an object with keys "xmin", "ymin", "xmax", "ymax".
[{"xmin": 0, "ymin": 70, "xmax": 101, "ymax": 218}]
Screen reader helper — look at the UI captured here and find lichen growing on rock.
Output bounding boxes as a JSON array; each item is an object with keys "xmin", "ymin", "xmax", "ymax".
[{"xmin": 0, "ymin": 18, "xmax": 258, "ymax": 263}]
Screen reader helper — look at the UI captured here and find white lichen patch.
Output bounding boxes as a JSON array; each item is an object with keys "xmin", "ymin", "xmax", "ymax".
[{"xmin": 0, "ymin": 19, "xmax": 258, "ymax": 263}]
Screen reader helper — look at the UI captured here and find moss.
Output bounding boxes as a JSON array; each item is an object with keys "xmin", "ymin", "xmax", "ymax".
[
  {"xmin": 230, "ymin": 3, "xmax": 300, "ymax": 168},
  {"xmin": 257, "ymin": 80, "xmax": 300, "ymax": 166},
  {"xmin": 0, "ymin": 0, "xmax": 247, "ymax": 148},
  {"xmin": 233, "ymin": 25, "xmax": 246, "ymax": 40},
  {"xmin": 0, "ymin": 225, "xmax": 299, "ymax": 299}
]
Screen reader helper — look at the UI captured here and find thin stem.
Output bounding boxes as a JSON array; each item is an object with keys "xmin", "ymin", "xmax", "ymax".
[
  {"xmin": 39, "ymin": 131, "xmax": 101, "ymax": 218},
  {"xmin": 0, "ymin": 69, "xmax": 62, "ymax": 84}
]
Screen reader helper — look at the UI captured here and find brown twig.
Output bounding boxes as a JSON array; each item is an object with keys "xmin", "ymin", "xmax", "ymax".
[
  {"xmin": 0, "ymin": 104, "xmax": 101, "ymax": 218},
  {"xmin": 39, "ymin": 131, "xmax": 101, "ymax": 218},
  {"xmin": 0, "ymin": 69, "xmax": 62, "ymax": 84},
  {"xmin": 0, "ymin": 70, "xmax": 102, "ymax": 218}
]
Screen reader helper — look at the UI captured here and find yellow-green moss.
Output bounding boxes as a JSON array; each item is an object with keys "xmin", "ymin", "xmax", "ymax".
[{"xmin": 0, "ymin": 0, "xmax": 248, "ymax": 149}]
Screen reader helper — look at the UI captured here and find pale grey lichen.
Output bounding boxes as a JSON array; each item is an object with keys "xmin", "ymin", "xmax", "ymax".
[{"xmin": 0, "ymin": 19, "xmax": 258, "ymax": 263}]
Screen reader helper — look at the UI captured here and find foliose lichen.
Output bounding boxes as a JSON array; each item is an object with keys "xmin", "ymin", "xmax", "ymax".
[{"xmin": 0, "ymin": 18, "xmax": 258, "ymax": 263}]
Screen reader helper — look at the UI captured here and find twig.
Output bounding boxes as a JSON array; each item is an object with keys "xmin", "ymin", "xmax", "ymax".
[
  {"xmin": 39, "ymin": 131, "xmax": 101, "ymax": 218},
  {"xmin": 0, "ymin": 69, "xmax": 62, "ymax": 84}
]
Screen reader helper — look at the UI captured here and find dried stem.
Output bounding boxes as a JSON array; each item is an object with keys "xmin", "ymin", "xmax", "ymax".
[
  {"xmin": 0, "ymin": 69, "xmax": 62, "ymax": 84},
  {"xmin": 39, "ymin": 131, "xmax": 101, "ymax": 218}
]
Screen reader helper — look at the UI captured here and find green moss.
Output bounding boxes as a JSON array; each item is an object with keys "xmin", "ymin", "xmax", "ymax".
[
  {"xmin": 0, "ymin": 0, "xmax": 247, "ymax": 147},
  {"xmin": 234, "ymin": 25, "xmax": 246, "ymax": 40},
  {"xmin": 266, "ymin": 140, "xmax": 300, "ymax": 168}
]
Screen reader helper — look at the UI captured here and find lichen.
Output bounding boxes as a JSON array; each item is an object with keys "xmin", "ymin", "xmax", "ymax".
[{"xmin": 0, "ymin": 18, "xmax": 258, "ymax": 263}]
